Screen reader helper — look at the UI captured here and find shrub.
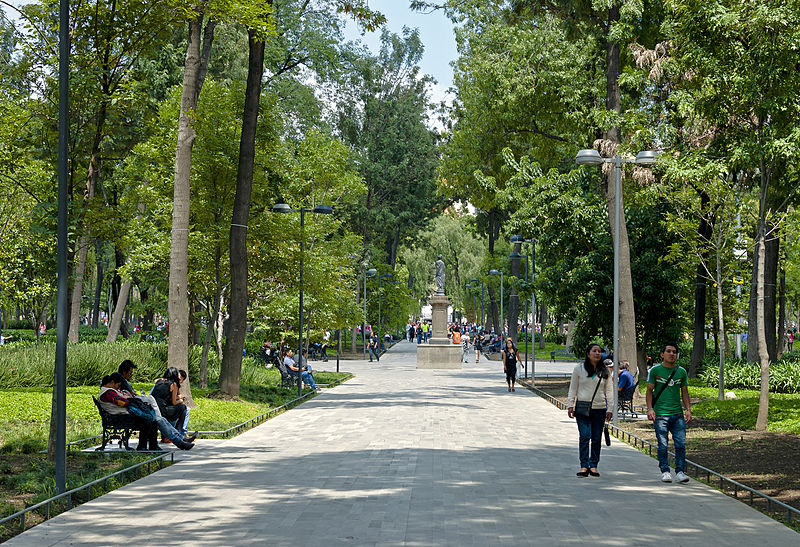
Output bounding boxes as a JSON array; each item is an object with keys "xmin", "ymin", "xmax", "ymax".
[
  {"xmin": 0, "ymin": 341, "xmax": 221, "ymax": 388},
  {"xmin": 699, "ymin": 357, "xmax": 800, "ymax": 394}
]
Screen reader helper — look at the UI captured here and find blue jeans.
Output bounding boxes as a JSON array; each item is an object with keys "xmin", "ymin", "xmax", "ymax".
[
  {"xmin": 301, "ymin": 371, "xmax": 317, "ymax": 390},
  {"xmin": 576, "ymin": 408, "xmax": 606, "ymax": 469},
  {"xmin": 654, "ymin": 414, "xmax": 686, "ymax": 472},
  {"xmin": 368, "ymin": 347, "xmax": 379, "ymax": 361},
  {"xmin": 154, "ymin": 415, "xmax": 184, "ymax": 443}
]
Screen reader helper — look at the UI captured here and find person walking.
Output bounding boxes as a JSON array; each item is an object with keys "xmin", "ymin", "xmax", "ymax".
[
  {"xmin": 473, "ymin": 331, "xmax": 483, "ymax": 363},
  {"xmin": 368, "ymin": 333, "xmax": 380, "ymax": 362},
  {"xmin": 461, "ymin": 331, "xmax": 471, "ymax": 363},
  {"xmin": 567, "ymin": 343, "xmax": 613, "ymax": 477},
  {"xmin": 321, "ymin": 329, "xmax": 330, "ymax": 362},
  {"xmin": 646, "ymin": 341, "xmax": 691, "ymax": 483},
  {"xmin": 501, "ymin": 338, "xmax": 519, "ymax": 392}
]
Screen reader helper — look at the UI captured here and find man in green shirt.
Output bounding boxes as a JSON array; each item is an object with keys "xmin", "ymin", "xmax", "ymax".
[{"xmin": 646, "ymin": 341, "xmax": 692, "ymax": 483}]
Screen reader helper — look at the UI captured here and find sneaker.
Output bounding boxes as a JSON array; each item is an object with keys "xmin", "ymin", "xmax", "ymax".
[
  {"xmin": 661, "ymin": 471, "xmax": 673, "ymax": 483},
  {"xmin": 675, "ymin": 471, "xmax": 689, "ymax": 483}
]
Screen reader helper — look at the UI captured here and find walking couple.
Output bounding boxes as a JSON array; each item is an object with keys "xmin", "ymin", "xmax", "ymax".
[{"xmin": 567, "ymin": 342, "xmax": 691, "ymax": 481}]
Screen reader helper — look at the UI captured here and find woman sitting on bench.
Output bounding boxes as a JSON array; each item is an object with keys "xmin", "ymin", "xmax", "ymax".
[
  {"xmin": 100, "ymin": 373, "xmax": 195, "ymax": 450},
  {"xmin": 152, "ymin": 367, "xmax": 192, "ymax": 442}
]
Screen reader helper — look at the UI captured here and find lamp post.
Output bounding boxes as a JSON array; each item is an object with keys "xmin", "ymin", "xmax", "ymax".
[
  {"xmin": 465, "ymin": 283, "xmax": 474, "ymax": 323},
  {"xmin": 376, "ymin": 272, "xmax": 393, "ymax": 360},
  {"xmin": 489, "ymin": 269, "xmax": 504, "ymax": 337},
  {"xmin": 272, "ymin": 202, "xmax": 333, "ymax": 397},
  {"xmin": 575, "ymin": 148, "xmax": 658, "ymax": 425},
  {"xmin": 511, "ymin": 235, "xmax": 535, "ymax": 381},
  {"xmin": 364, "ymin": 266, "xmax": 377, "ymax": 359},
  {"xmin": 472, "ymin": 278, "xmax": 484, "ymax": 329}
]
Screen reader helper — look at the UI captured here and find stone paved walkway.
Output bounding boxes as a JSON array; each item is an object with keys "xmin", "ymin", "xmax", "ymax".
[{"xmin": 9, "ymin": 340, "xmax": 799, "ymax": 545}]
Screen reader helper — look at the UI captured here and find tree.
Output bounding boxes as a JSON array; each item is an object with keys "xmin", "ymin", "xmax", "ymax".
[
  {"xmin": 664, "ymin": 0, "xmax": 800, "ymax": 430},
  {"xmin": 220, "ymin": 11, "xmax": 271, "ymax": 397},
  {"xmin": 334, "ymin": 28, "xmax": 441, "ymax": 268}
]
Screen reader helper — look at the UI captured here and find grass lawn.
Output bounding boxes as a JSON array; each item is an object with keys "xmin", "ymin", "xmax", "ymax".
[{"xmin": 517, "ymin": 341, "xmax": 577, "ymax": 360}]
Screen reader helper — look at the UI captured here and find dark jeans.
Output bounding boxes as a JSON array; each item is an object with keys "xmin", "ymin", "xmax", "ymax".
[
  {"xmin": 162, "ymin": 404, "xmax": 187, "ymax": 435},
  {"xmin": 576, "ymin": 408, "xmax": 606, "ymax": 469},
  {"xmin": 654, "ymin": 414, "xmax": 686, "ymax": 472}
]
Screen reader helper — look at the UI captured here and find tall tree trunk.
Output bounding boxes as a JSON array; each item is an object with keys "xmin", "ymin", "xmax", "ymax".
[
  {"xmin": 92, "ymin": 238, "xmax": 104, "ymax": 329},
  {"xmin": 716, "ymin": 249, "xmax": 727, "ymax": 400},
  {"xmin": 200, "ymin": 308, "xmax": 213, "ymax": 389},
  {"xmin": 755, "ymin": 227, "xmax": 770, "ymax": 430},
  {"xmin": 488, "ymin": 283, "xmax": 499, "ymax": 336},
  {"xmin": 68, "ymin": 101, "xmax": 108, "ymax": 342},
  {"xmin": 538, "ymin": 302, "xmax": 548, "ymax": 349},
  {"xmin": 167, "ymin": 14, "xmax": 215, "ymax": 381},
  {"xmin": 755, "ymin": 163, "xmax": 771, "ymax": 431},
  {"xmin": 778, "ymin": 266, "xmax": 786, "ymax": 356},
  {"xmin": 508, "ymin": 242, "xmax": 521, "ymax": 344},
  {"xmin": 748, "ymin": 225, "xmax": 779, "ymax": 363},
  {"xmin": 221, "ymin": 27, "xmax": 266, "ymax": 397},
  {"xmin": 689, "ymin": 191, "xmax": 711, "ymax": 376},
  {"xmin": 106, "ymin": 280, "xmax": 132, "ymax": 343},
  {"xmin": 139, "ymin": 284, "xmax": 152, "ymax": 330},
  {"xmin": 711, "ymin": 283, "xmax": 719, "ymax": 356},
  {"xmin": 601, "ymin": 8, "xmax": 637, "ymax": 370}
]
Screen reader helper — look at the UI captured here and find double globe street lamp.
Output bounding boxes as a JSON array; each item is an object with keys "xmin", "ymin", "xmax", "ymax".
[
  {"xmin": 364, "ymin": 266, "xmax": 377, "ymax": 359},
  {"xmin": 489, "ymin": 269, "xmax": 504, "ymax": 337},
  {"xmin": 575, "ymin": 148, "xmax": 658, "ymax": 425},
  {"xmin": 272, "ymin": 202, "xmax": 333, "ymax": 397},
  {"xmin": 510, "ymin": 234, "xmax": 535, "ymax": 381}
]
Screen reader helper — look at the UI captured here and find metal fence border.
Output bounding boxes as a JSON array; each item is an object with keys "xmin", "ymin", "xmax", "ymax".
[
  {"xmin": 0, "ymin": 452, "xmax": 174, "ymax": 536},
  {"xmin": 524, "ymin": 383, "xmax": 800, "ymax": 525},
  {"xmin": 61, "ymin": 374, "xmax": 354, "ymax": 449}
]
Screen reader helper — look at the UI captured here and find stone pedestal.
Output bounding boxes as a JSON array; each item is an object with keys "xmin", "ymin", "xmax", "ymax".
[{"xmin": 417, "ymin": 294, "xmax": 462, "ymax": 369}]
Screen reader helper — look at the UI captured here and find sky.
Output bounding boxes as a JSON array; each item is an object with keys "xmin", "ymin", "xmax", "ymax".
[
  {"xmin": 342, "ymin": 1, "xmax": 459, "ymax": 104},
  {"xmin": 1, "ymin": 0, "xmax": 460, "ymax": 105}
]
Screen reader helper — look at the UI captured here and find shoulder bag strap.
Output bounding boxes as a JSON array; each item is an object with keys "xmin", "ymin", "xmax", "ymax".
[
  {"xmin": 588, "ymin": 374, "xmax": 602, "ymax": 405},
  {"xmin": 652, "ymin": 367, "xmax": 678, "ymax": 407}
]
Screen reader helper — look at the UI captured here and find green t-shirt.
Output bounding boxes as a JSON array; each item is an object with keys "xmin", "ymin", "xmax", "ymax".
[{"xmin": 647, "ymin": 364, "xmax": 688, "ymax": 416}]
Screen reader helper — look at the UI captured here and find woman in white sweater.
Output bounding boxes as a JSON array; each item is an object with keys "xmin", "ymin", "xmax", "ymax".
[{"xmin": 567, "ymin": 343, "xmax": 614, "ymax": 477}]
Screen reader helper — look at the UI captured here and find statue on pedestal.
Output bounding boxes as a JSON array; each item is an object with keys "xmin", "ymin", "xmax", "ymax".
[{"xmin": 434, "ymin": 255, "xmax": 445, "ymax": 295}]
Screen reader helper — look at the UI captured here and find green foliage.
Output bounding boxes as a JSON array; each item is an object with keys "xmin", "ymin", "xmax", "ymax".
[
  {"xmin": 698, "ymin": 356, "xmax": 800, "ymax": 394},
  {"xmin": 335, "ymin": 28, "xmax": 441, "ymax": 266},
  {"xmin": 502, "ymin": 152, "xmax": 683, "ymax": 353},
  {"xmin": 0, "ymin": 342, "xmax": 221, "ymax": 389}
]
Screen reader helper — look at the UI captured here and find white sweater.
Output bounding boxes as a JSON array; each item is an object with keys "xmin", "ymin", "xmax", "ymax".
[{"xmin": 567, "ymin": 364, "xmax": 614, "ymax": 410}]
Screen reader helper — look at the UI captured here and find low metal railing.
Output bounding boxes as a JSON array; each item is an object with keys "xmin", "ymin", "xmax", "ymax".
[
  {"xmin": 63, "ymin": 374, "xmax": 353, "ymax": 448},
  {"xmin": 0, "ymin": 452, "xmax": 174, "ymax": 537},
  {"xmin": 524, "ymin": 384, "xmax": 800, "ymax": 525}
]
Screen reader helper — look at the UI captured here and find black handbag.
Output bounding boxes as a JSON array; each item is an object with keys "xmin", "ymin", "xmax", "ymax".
[{"xmin": 574, "ymin": 377, "xmax": 602, "ymax": 418}]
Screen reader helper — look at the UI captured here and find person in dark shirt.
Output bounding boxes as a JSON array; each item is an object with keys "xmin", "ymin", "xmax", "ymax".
[{"xmin": 99, "ymin": 373, "xmax": 194, "ymax": 450}]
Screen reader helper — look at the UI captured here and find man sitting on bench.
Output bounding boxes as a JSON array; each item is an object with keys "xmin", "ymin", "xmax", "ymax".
[
  {"xmin": 617, "ymin": 360, "xmax": 637, "ymax": 414},
  {"xmin": 284, "ymin": 348, "xmax": 318, "ymax": 391}
]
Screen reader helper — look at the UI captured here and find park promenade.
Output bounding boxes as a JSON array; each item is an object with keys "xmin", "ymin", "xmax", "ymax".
[{"xmin": 8, "ymin": 341, "xmax": 799, "ymax": 546}]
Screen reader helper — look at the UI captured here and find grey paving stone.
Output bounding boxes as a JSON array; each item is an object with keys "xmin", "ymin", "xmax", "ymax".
[{"xmin": 6, "ymin": 340, "xmax": 800, "ymax": 545}]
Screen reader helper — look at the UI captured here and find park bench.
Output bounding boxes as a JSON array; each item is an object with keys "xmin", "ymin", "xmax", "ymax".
[
  {"xmin": 617, "ymin": 386, "xmax": 639, "ymax": 417},
  {"xmin": 275, "ymin": 361, "xmax": 297, "ymax": 388},
  {"xmin": 92, "ymin": 396, "xmax": 140, "ymax": 451},
  {"xmin": 550, "ymin": 348, "xmax": 575, "ymax": 361}
]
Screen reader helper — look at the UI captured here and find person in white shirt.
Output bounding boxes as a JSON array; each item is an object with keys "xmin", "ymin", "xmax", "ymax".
[{"xmin": 567, "ymin": 343, "xmax": 614, "ymax": 477}]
